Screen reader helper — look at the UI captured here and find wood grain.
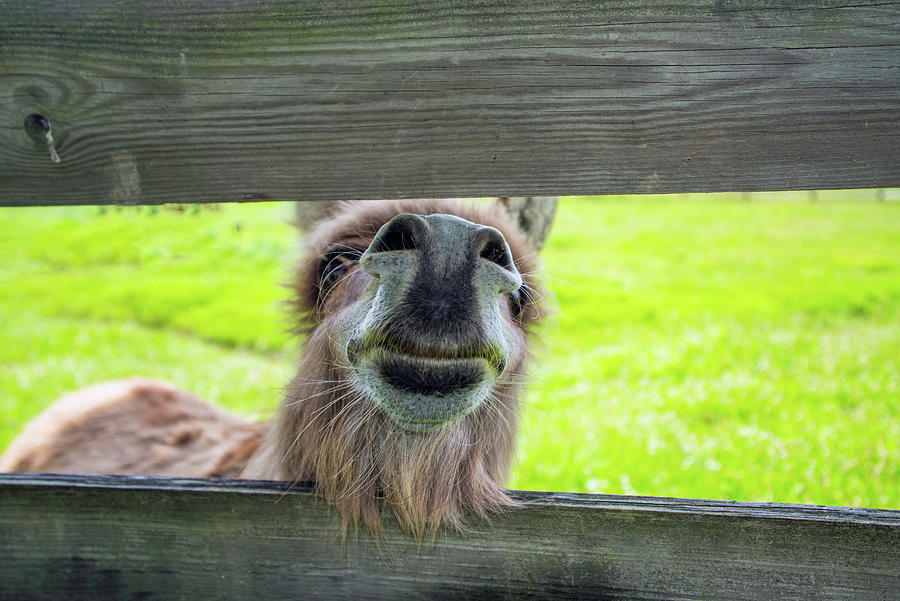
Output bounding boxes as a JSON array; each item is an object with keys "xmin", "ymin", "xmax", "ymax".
[
  {"xmin": 1, "ymin": 1, "xmax": 898, "ymax": 205},
  {"xmin": 1, "ymin": 473, "xmax": 898, "ymax": 600}
]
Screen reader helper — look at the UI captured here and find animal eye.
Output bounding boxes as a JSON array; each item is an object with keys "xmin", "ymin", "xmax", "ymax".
[
  {"xmin": 318, "ymin": 247, "xmax": 361, "ymax": 293},
  {"xmin": 509, "ymin": 287, "xmax": 526, "ymax": 319}
]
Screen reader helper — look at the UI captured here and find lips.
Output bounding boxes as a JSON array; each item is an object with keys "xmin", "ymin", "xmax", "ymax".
[
  {"xmin": 345, "ymin": 333, "xmax": 506, "ymax": 430},
  {"xmin": 376, "ymin": 351, "xmax": 487, "ymax": 396},
  {"xmin": 347, "ymin": 333, "xmax": 507, "ymax": 378}
]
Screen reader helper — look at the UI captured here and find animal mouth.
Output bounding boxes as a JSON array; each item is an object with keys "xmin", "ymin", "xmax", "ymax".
[
  {"xmin": 347, "ymin": 334, "xmax": 507, "ymax": 376},
  {"xmin": 346, "ymin": 334, "xmax": 506, "ymax": 431},
  {"xmin": 376, "ymin": 351, "xmax": 486, "ymax": 396}
]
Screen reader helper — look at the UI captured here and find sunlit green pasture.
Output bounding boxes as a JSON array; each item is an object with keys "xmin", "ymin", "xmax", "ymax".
[{"xmin": 1, "ymin": 193, "xmax": 898, "ymax": 509}]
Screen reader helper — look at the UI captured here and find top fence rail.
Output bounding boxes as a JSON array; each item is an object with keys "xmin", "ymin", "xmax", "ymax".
[{"xmin": 1, "ymin": 0, "xmax": 898, "ymax": 206}]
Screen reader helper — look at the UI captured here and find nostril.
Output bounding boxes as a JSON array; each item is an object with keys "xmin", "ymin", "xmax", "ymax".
[
  {"xmin": 478, "ymin": 230, "xmax": 514, "ymax": 271},
  {"xmin": 370, "ymin": 213, "xmax": 425, "ymax": 254},
  {"xmin": 480, "ymin": 239, "xmax": 511, "ymax": 269}
]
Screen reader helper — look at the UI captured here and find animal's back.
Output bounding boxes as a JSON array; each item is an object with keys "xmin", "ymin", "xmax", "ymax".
[{"xmin": 0, "ymin": 378, "xmax": 263, "ymax": 478}]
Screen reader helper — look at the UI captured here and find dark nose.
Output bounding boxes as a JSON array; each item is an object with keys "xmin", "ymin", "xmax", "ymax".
[
  {"xmin": 361, "ymin": 212, "xmax": 521, "ymax": 293},
  {"xmin": 357, "ymin": 212, "xmax": 522, "ymax": 356}
]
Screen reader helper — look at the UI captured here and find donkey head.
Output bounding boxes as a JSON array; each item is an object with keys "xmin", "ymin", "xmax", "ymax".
[
  {"xmin": 247, "ymin": 199, "xmax": 551, "ymax": 536},
  {"xmin": 339, "ymin": 212, "xmax": 525, "ymax": 431}
]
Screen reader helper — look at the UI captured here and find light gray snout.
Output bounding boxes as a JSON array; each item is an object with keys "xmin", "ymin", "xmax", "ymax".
[{"xmin": 360, "ymin": 212, "xmax": 522, "ymax": 294}]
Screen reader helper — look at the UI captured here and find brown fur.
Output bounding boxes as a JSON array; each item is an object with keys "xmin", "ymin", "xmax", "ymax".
[
  {"xmin": 0, "ymin": 379, "xmax": 264, "ymax": 478},
  {"xmin": 0, "ymin": 199, "xmax": 543, "ymax": 536}
]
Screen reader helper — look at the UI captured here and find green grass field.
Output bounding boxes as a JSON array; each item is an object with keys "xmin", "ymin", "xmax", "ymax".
[{"xmin": 1, "ymin": 194, "xmax": 898, "ymax": 509}]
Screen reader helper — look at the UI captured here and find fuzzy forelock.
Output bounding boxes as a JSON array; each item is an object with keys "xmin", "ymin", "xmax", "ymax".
[{"xmin": 273, "ymin": 199, "xmax": 543, "ymax": 537}]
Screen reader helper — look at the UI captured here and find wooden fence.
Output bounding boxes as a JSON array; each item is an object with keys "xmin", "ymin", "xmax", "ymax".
[
  {"xmin": 1, "ymin": 0, "xmax": 898, "ymax": 205},
  {"xmin": 0, "ymin": 474, "xmax": 898, "ymax": 600},
  {"xmin": 1, "ymin": 1, "xmax": 899, "ymax": 599}
]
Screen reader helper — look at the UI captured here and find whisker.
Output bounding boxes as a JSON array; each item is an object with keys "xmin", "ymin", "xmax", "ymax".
[
  {"xmin": 283, "ymin": 382, "xmax": 354, "ymax": 408},
  {"xmin": 281, "ymin": 385, "xmax": 362, "ymax": 460}
]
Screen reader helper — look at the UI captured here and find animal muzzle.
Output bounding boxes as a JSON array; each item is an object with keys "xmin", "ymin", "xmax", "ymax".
[{"xmin": 348, "ymin": 212, "xmax": 524, "ymax": 431}]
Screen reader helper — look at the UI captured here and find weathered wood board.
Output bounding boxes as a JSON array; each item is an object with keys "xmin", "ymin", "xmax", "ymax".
[
  {"xmin": 1, "ymin": 473, "xmax": 898, "ymax": 600},
  {"xmin": 1, "ymin": 1, "xmax": 898, "ymax": 206}
]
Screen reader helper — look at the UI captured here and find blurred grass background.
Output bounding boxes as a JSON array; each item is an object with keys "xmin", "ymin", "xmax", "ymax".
[{"xmin": 1, "ymin": 192, "xmax": 897, "ymax": 509}]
